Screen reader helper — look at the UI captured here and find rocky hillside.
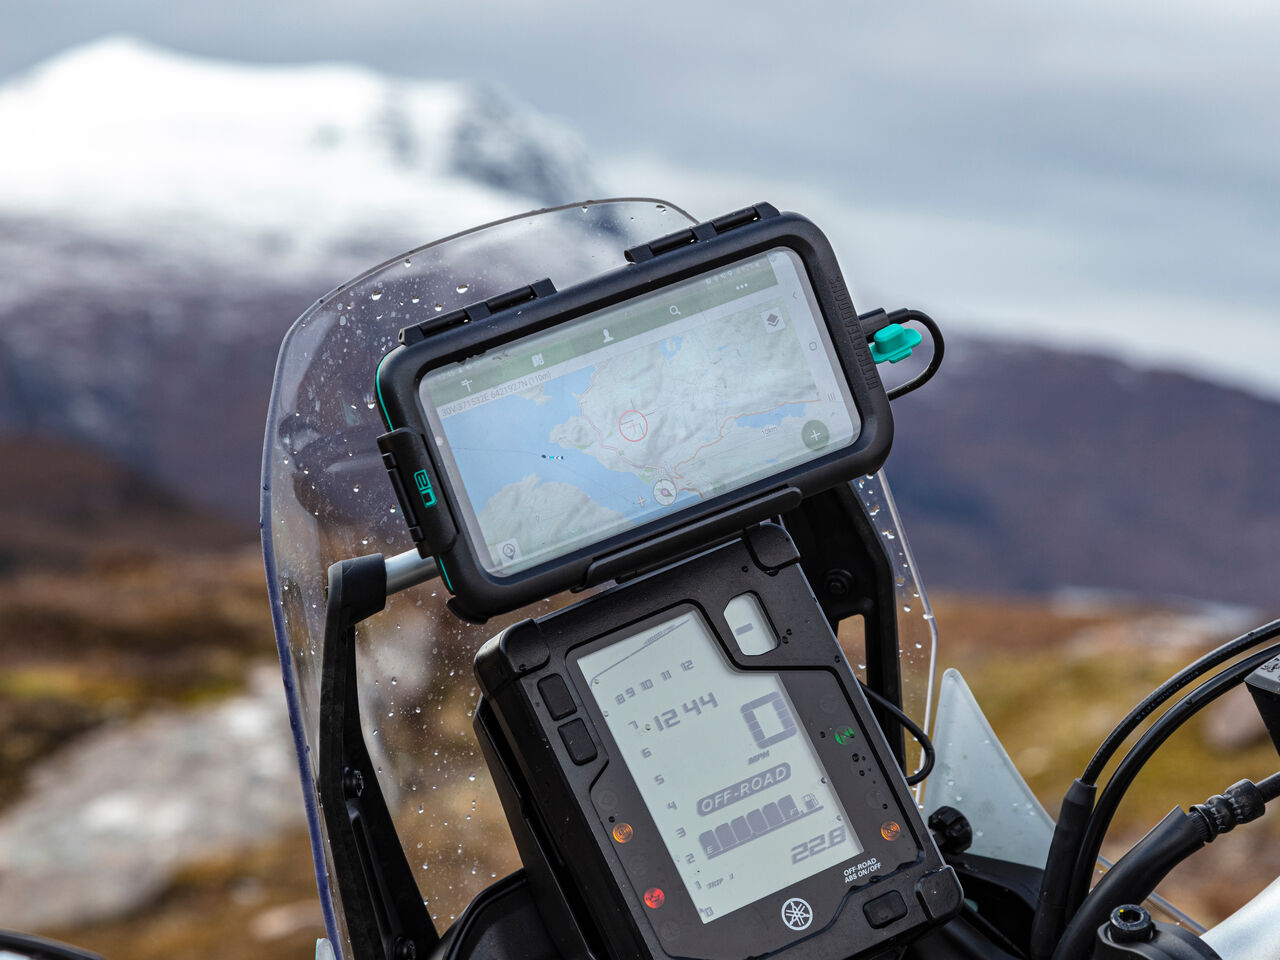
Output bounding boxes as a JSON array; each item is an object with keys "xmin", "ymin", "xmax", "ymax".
[{"xmin": 890, "ymin": 338, "xmax": 1280, "ymax": 607}]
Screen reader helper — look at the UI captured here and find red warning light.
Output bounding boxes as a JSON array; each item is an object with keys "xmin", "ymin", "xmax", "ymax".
[{"xmin": 644, "ymin": 887, "xmax": 665, "ymax": 909}]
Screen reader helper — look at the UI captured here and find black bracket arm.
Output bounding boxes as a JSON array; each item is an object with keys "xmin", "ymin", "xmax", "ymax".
[
  {"xmin": 782, "ymin": 482, "xmax": 907, "ymax": 765},
  {"xmin": 318, "ymin": 554, "xmax": 440, "ymax": 960}
]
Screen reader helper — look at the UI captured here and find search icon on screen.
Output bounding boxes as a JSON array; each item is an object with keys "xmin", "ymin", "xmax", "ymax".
[{"xmin": 668, "ymin": 305, "xmax": 681, "ymax": 316}]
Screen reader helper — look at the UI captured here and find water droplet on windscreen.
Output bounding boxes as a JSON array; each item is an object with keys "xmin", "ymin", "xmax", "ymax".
[
  {"xmin": 352, "ymin": 484, "xmax": 360, "ymax": 493},
  {"xmin": 456, "ymin": 283, "xmax": 469, "ymax": 294},
  {"xmin": 411, "ymin": 295, "xmax": 421, "ymax": 304},
  {"xmin": 371, "ymin": 290, "xmax": 383, "ymax": 301},
  {"xmin": 404, "ymin": 258, "xmax": 412, "ymax": 268},
  {"xmin": 881, "ymin": 529, "xmax": 896, "ymax": 540},
  {"xmin": 434, "ymin": 303, "xmax": 443, "ymax": 311}
]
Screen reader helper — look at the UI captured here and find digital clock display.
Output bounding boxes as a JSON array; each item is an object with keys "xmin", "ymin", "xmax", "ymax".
[{"xmin": 577, "ymin": 610, "xmax": 862, "ymax": 923}]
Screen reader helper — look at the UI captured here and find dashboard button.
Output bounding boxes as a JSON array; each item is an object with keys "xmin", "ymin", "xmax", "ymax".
[
  {"xmin": 538, "ymin": 674, "xmax": 576, "ymax": 719},
  {"xmin": 559, "ymin": 719, "xmax": 597, "ymax": 764},
  {"xmin": 863, "ymin": 890, "xmax": 907, "ymax": 928}
]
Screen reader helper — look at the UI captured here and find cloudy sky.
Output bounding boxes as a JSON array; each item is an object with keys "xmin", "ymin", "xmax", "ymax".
[{"xmin": 4, "ymin": 0, "xmax": 1278, "ymax": 394}]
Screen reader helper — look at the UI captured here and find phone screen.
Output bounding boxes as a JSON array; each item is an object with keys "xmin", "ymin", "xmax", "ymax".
[{"xmin": 420, "ymin": 248, "xmax": 860, "ymax": 575}]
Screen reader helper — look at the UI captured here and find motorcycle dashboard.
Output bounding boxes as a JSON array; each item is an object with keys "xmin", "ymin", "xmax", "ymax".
[{"xmin": 472, "ymin": 531, "xmax": 962, "ymax": 960}]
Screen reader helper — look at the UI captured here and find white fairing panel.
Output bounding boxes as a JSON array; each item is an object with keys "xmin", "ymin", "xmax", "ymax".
[
  {"xmin": 1202, "ymin": 874, "xmax": 1280, "ymax": 960},
  {"xmin": 921, "ymin": 668, "xmax": 1057, "ymax": 867}
]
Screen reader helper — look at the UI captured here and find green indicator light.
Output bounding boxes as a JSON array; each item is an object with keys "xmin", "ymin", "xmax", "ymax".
[
  {"xmin": 413, "ymin": 469, "xmax": 436, "ymax": 508},
  {"xmin": 834, "ymin": 726, "xmax": 856, "ymax": 745}
]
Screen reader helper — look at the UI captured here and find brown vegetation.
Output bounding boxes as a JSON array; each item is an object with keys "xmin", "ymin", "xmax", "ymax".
[{"xmin": 4, "ymin": 557, "xmax": 1277, "ymax": 956}]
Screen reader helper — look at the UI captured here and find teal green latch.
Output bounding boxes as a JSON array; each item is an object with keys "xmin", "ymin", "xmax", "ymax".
[
  {"xmin": 870, "ymin": 323, "xmax": 922, "ymax": 364},
  {"xmin": 413, "ymin": 469, "xmax": 437, "ymax": 508}
]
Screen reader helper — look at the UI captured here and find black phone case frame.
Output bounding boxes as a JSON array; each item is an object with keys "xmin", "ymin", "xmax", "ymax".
[{"xmin": 375, "ymin": 204, "xmax": 894, "ymax": 621}]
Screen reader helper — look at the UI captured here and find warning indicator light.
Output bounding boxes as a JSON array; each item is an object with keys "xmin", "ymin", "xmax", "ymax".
[
  {"xmin": 881, "ymin": 820, "xmax": 902, "ymax": 842},
  {"xmin": 644, "ymin": 887, "xmax": 665, "ymax": 909},
  {"xmin": 612, "ymin": 822, "xmax": 634, "ymax": 844},
  {"xmin": 834, "ymin": 725, "xmax": 856, "ymax": 745}
]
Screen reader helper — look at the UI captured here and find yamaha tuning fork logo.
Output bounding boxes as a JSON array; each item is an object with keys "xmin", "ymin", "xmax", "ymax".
[{"xmin": 781, "ymin": 897, "xmax": 813, "ymax": 931}]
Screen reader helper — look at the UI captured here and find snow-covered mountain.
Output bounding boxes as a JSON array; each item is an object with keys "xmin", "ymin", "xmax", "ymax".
[
  {"xmin": 0, "ymin": 38, "xmax": 599, "ymax": 507},
  {"xmin": 0, "ymin": 36, "xmax": 595, "ymax": 294}
]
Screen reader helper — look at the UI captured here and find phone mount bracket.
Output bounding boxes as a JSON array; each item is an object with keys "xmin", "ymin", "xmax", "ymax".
[{"xmin": 318, "ymin": 555, "xmax": 441, "ymax": 960}]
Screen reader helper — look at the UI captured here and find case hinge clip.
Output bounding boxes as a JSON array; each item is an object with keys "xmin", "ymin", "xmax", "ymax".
[
  {"xmin": 377, "ymin": 427, "xmax": 457, "ymax": 557},
  {"xmin": 399, "ymin": 277, "xmax": 557, "ymax": 345},
  {"xmin": 624, "ymin": 202, "xmax": 780, "ymax": 263}
]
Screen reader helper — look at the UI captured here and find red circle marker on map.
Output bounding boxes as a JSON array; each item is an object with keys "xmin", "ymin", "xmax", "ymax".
[{"xmin": 618, "ymin": 409, "xmax": 648, "ymax": 442}]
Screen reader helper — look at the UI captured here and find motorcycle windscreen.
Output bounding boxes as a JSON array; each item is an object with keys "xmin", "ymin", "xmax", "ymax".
[{"xmin": 259, "ymin": 198, "xmax": 940, "ymax": 958}]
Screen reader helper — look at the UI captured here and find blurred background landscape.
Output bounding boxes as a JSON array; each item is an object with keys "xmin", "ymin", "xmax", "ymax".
[{"xmin": 0, "ymin": 3, "xmax": 1277, "ymax": 957}]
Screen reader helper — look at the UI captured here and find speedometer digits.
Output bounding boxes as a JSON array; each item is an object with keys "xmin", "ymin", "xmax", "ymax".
[{"xmin": 578, "ymin": 612, "xmax": 861, "ymax": 924}]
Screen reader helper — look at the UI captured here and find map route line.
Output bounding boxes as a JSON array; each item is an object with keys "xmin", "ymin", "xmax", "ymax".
[{"xmin": 670, "ymin": 396, "xmax": 818, "ymax": 477}]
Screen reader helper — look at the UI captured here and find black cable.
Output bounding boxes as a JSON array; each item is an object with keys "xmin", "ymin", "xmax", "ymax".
[
  {"xmin": 1052, "ymin": 808, "xmax": 1210, "ymax": 960},
  {"xmin": 886, "ymin": 310, "xmax": 945, "ymax": 400},
  {"xmin": 1082, "ymin": 618, "xmax": 1280, "ymax": 784},
  {"xmin": 1055, "ymin": 775, "xmax": 1274, "ymax": 960},
  {"xmin": 1257, "ymin": 770, "xmax": 1280, "ymax": 802},
  {"xmin": 859, "ymin": 681, "xmax": 936, "ymax": 785},
  {"xmin": 857, "ymin": 307, "xmax": 945, "ymax": 400},
  {"xmin": 1066, "ymin": 640, "xmax": 1280, "ymax": 915},
  {"xmin": 0, "ymin": 929, "xmax": 106, "ymax": 960},
  {"xmin": 1031, "ymin": 618, "xmax": 1280, "ymax": 958}
]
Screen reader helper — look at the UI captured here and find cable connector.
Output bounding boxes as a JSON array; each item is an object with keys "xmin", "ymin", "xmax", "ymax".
[
  {"xmin": 856, "ymin": 308, "xmax": 945, "ymax": 400},
  {"xmin": 1190, "ymin": 779, "xmax": 1266, "ymax": 838}
]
